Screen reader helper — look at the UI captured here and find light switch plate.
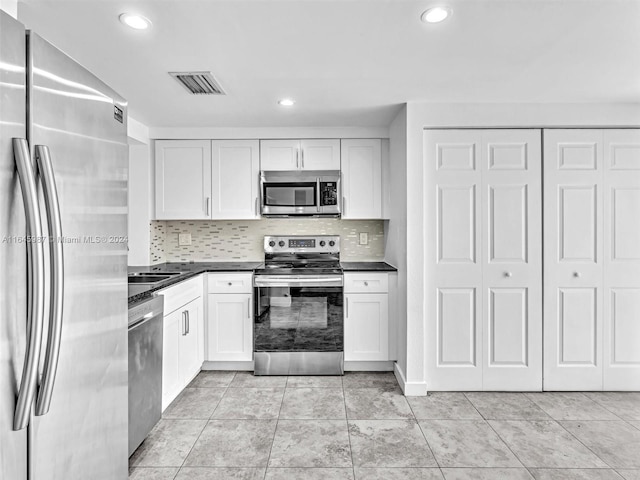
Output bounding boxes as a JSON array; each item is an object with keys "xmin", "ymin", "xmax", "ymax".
[
  {"xmin": 359, "ymin": 232, "xmax": 368, "ymax": 245},
  {"xmin": 178, "ymin": 233, "xmax": 191, "ymax": 246}
]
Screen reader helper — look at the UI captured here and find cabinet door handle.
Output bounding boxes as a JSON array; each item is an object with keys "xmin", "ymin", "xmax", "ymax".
[
  {"xmin": 205, "ymin": 197, "xmax": 210, "ymax": 216},
  {"xmin": 186, "ymin": 310, "xmax": 190, "ymax": 335},
  {"xmin": 247, "ymin": 298, "xmax": 251, "ymax": 318},
  {"xmin": 504, "ymin": 272, "xmax": 512, "ymax": 278},
  {"xmin": 364, "ymin": 281, "xmax": 369, "ymax": 286},
  {"xmin": 296, "ymin": 149, "xmax": 299, "ymax": 169},
  {"xmin": 181, "ymin": 311, "xmax": 187, "ymax": 336},
  {"xmin": 255, "ymin": 197, "xmax": 258, "ymax": 216},
  {"xmin": 345, "ymin": 297, "xmax": 348, "ymax": 318},
  {"xmin": 573, "ymin": 271, "xmax": 581, "ymax": 278},
  {"xmin": 342, "ymin": 196, "xmax": 346, "ymax": 216},
  {"xmin": 301, "ymin": 149, "xmax": 304, "ymax": 168}
]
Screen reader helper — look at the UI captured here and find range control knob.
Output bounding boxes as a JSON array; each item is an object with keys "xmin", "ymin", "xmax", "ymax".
[
  {"xmin": 278, "ymin": 241, "xmax": 285, "ymax": 247},
  {"xmin": 268, "ymin": 241, "xmax": 276, "ymax": 247},
  {"xmin": 319, "ymin": 240, "xmax": 326, "ymax": 247},
  {"xmin": 329, "ymin": 240, "xmax": 336, "ymax": 247}
]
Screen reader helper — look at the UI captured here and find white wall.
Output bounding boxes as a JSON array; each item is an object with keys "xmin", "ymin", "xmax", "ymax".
[
  {"xmin": 386, "ymin": 106, "xmax": 411, "ymax": 390},
  {"xmin": 1, "ymin": 0, "xmax": 17, "ymax": 18},
  {"xmin": 127, "ymin": 117, "xmax": 152, "ymax": 266},
  {"xmin": 403, "ymin": 102, "xmax": 640, "ymax": 394}
]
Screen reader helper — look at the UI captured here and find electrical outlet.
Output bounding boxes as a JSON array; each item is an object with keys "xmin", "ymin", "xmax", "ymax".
[
  {"xmin": 359, "ymin": 232, "xmax": 368, "ymax": 245},
  {"xmin": 178, "ymin": 233, "xmax": 191, "ymax": 246}
]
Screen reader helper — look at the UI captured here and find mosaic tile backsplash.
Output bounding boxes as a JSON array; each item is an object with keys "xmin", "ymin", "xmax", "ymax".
[{"xmin": 149, "ymin": 219, "xmax": 385, "ymax": 264}]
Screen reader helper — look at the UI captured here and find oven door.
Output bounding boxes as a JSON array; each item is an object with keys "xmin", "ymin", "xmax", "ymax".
[{"xmin": 253, "ymin": 275, "xmax": 344, "ymax": 375}]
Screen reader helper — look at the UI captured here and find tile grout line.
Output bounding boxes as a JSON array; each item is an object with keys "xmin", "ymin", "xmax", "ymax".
[
  {"xmin": 263, "ymin": 375, "xmax": 287, "ymax": 480},
  {"xmin": 175, "ymin": 371, "xmax": 237, "ymax": 477},
  {"xmin": 553, "ymin": 418, "xmax": 617, "ymax": 470},
  {"xmin": 462, "ymin": 392, "xmax": 531, "ymax": 474},
  {"xmin": 405, "ymin": 392, "xmax": 444, "ymax": 477},
  {"xmin": 342, "ymin": 376, "xmax": 357, "ymax": 480}
]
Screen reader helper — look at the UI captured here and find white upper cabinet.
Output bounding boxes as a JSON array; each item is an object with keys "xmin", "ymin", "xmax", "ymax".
[
  {"xmin": 211, "ymin": 140, "xmax": 259, "ymax": 219},
  {"xmin": 300, "ymin": 139, "xmax": 340, "ymax": 170},
  {"xmin": 260, "ymin": 139, "xmax": 340, "ymax": 171},
  {"xmin": 341, "ymin": 139, "xmax": 382, "ymax": 219},
  {"xmin": 155, "ymin": 140, "xmax": 212, "ymax": 219},
  {"xmin": 155, "ymin": 139, "xmax": 260, "ymax": 220}
]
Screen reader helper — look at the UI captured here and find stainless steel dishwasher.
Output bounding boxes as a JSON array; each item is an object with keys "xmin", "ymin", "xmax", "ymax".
[{"xmin": 128, "ymin": 295, "xmax": 164, "ymax": 456}]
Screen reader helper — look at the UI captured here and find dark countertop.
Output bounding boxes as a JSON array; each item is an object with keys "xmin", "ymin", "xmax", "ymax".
[
  {"xmin": 128, "ymin": 262, "xmax": 262, "ymax": 305},
  {"xmin": 340, "ymin": 261, "xmax": 397, "ymax": 272},
  {"xmin": 128, "ymin": 260, "xmax": 396, "ymax": 305}
]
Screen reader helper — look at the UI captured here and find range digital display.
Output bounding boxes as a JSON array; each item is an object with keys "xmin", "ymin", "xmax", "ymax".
[{"xmin": 289, "ymin": 239, "xmax": 315, "ymax": 248}]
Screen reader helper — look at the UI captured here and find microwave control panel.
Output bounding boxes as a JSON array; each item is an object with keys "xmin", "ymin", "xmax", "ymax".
[{"xmin": 320, "ymin": 182, "xmax": 338, "ymax": 206}]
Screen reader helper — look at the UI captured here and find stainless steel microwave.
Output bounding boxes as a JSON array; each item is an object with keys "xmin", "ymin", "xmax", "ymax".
[{"xmin": 260, "ymin": 170, "xmax": 341, "ymax": 217}]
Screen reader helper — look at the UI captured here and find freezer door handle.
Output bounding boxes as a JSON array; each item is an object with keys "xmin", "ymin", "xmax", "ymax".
[
  {"xmin": 12, "ymin": 138, "xmax": 46, "ymax": 431},
  {"xmin": 34, "ymin": 145, "xmax": 64, "ymax": 417}
]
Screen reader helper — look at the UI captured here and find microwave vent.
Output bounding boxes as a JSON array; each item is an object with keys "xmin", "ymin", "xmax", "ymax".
[{"xmin": 169, "ymin": 71, "xmax": 226, "ymax": 95}]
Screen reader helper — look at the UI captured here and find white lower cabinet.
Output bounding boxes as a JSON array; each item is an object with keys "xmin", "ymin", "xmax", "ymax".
[
  {"xmin": 158, "ymin": 276, "xmax": 204, "ymax": 410},
  {"xmin": 344, "ymin": 273, "xmax": 391, "ymax": 362},
  {"xmin": 206, "ymin": 273, "xmax": 254, "ymax": 362},
  {"xmin": 344, "ymin": 293, "xmax": 389, "ymax": 361}
]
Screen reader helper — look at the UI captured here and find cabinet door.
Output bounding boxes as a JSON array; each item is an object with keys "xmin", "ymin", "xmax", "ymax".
[
  {"xmin": 162, "ymin": 309, "xmax": 182, "ymax": 410},
  {"xmin": 260, "ymin": 140, "xmax": 300, "ymax": 170},
  {"xmin": 344, "ymin": 293, "xmax": 389, "ymax": 361},
  {"xmin": 301, "ymin": 139, "xmax": 340, "ymax": 170},
  {"xmin": 179, "ymin": 298, "xmax": 202, "ymax": 385},
  {"xmin": 207, "ymin": 293, "xmax": 253, "ymax": 361},
  {"xmin": 341, "ymin": 139, "xmax": 381, "ymax": 219},
  {"xmin": 155, "ymin": 140, "xmax": 212, "ymax": 219},
  {"xmin": 211, "ymin": 140, "xmax": 259, "ymax": 219}
]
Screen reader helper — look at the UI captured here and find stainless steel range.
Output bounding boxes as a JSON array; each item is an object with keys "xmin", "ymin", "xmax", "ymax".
[{"xmin": 253, "ymin": 235, "xmax": 344, "ymax": 375}]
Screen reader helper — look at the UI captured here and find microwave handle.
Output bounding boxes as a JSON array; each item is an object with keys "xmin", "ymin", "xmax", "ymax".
[{"xmin": 316, "ymin": 178, "xmax": 321, "ymax": 212}]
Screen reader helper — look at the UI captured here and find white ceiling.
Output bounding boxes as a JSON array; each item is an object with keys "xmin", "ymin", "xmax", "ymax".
[{"xmin": 17, "ymin": 0, "xmax": 640, "ymax": 128}]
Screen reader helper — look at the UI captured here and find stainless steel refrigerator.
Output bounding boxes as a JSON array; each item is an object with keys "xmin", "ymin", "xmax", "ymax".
[{"xmin": 1, "ymin": 11, "xmax": 128, "ymax": 479}]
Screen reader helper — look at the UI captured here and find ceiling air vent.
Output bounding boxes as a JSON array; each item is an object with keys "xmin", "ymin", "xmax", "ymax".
[{"xmin": 169, "ymin": 71, "xmax": 226, "ymax": 95}]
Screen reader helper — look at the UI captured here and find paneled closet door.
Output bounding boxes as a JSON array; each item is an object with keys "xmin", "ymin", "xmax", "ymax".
[
  {"xmin": 603, "ymin": 130, "xmax": 640, "ymax": 390},
  {"xmin": 544, "ymin": 130, "xmax": 605, "ymax": 390},
  {"xmin": 425, "ymin": 130, "xmax": 483, "ymax": 390},
  {"xmin": 426, "ymin": 129, "xmax": 542, "ymax": 391},
  {"xmin": 481, "ymin": 130, "xmax": 542, "ymax": 391}
]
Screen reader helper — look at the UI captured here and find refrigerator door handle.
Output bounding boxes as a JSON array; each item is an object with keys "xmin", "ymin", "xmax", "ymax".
[
  {"xmin": 34, "ymin": 145, "xmax": 64, "ymax": 417},
  {"xmin": 12, "ymin": 138, "xmax": 46, "ymax": 431}
]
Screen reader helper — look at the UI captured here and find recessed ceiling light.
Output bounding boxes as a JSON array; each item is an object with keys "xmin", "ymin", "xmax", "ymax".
[
  {"xmin": 119, "ymin": 13, "xmax": 152, "ymax": 30},
  {"xmin": 278, "ymin": 98, "xmax": 295, "ymax": 107},
  {"xmin": 421, "ymin": 6, "xmax": 452, "ymax": 23}
]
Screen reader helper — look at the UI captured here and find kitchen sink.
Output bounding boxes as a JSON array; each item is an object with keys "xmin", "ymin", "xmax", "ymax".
[{"xmin": 127, "ymin": 273, "xmax": 181, "ymax": 284}]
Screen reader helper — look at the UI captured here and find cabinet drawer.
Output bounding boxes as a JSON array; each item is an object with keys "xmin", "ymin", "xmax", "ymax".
[
  {"xmin": 158, "ymin": 275, "xmax": 203, "ymax": 315},
  {"xmin": 344, "ymin": 273, "xmax": 388, "ymax": 293},
  {"xmin": 207, "ymin": 273, "xmax": 253, "ymax": 294}
]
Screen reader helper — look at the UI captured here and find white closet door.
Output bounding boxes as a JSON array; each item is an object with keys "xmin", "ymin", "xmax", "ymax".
[
  {"xmin": 544, "ymin": 130, "xmax": 604, "ymax": 390},
  {"xmin": 425, "ymin": 130, "xmax": 483, "ymax": 390},
  {"xmin": 603, "ymin": 130, "xmax": 640, "ymax": 390},
  {"xmin": 481, "ymin": 130, "xmax": 542, "ymax": 391}
]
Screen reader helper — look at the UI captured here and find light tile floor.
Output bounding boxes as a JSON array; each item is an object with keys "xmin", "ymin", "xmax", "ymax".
[{"xmin": 130, "ymin": 372, "xmax": 640, "ymax": 480}]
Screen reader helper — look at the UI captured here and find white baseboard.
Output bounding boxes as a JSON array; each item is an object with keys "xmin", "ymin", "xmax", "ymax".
[
  {"xmin": 394, "ymin": 363, "xmax": 428, "ymax": 396},
  {"xmin": 344, "ymin": 361, "xmax": 394, "ymax": 372},
  {"xmin": 202, "ymin": 361, "xmax": 254, "ymax": 371}
]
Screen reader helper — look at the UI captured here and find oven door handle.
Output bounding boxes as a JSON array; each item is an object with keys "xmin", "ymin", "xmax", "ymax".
[{"xmin": 254, "ymin": 276, "xmax": 343, "ymax": 288}]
